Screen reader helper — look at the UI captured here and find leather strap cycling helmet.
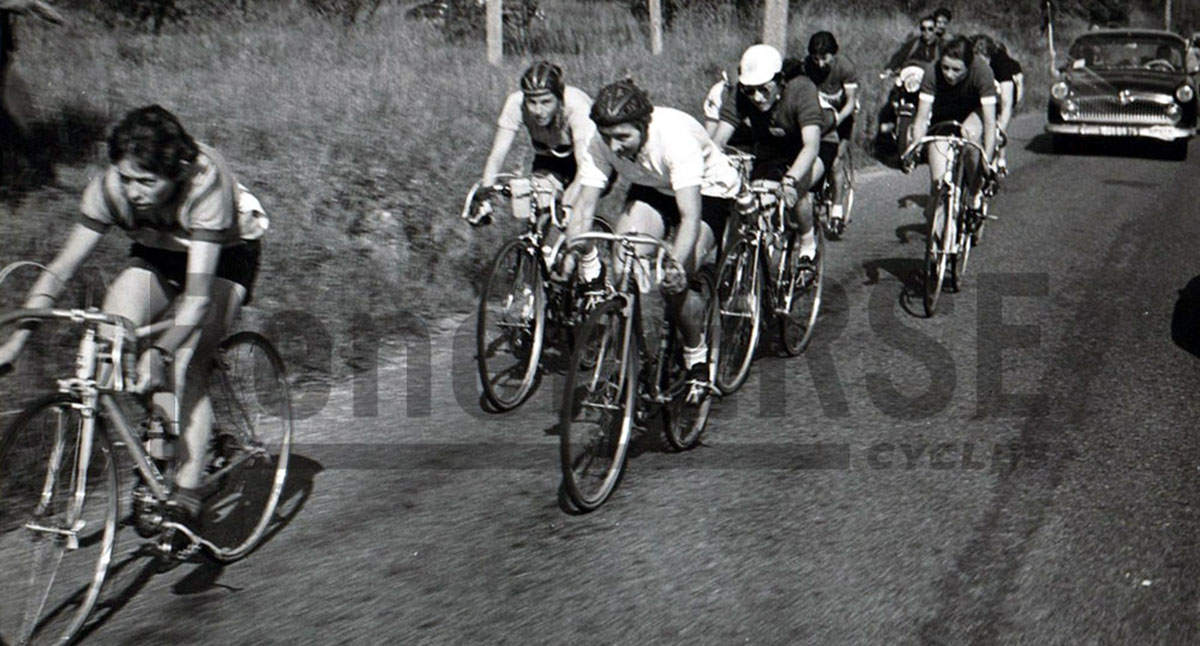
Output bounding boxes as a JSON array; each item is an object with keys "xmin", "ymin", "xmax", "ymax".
[
  {"xmin": 521, "ymin": 61, "xmax": 565, "ymax": 100},
  {"xmin": 590, "ymin": 79, "xmax": 653, "ymax": 128}
]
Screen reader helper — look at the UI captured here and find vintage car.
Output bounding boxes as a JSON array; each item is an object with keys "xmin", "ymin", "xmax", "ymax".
[{"xmin": 1047, "ymin": 29, "xmax": 1199, "ymax": 158}]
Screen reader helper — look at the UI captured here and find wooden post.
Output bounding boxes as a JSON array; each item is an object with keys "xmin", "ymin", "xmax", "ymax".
[
  {"xmin": 1164, "ymin": 0, "xmax": 1172, "ymax": 31},
  {"xmin": 487, "ymin": 0, "xmax": 503, "ymax": 65},
  {"xmin": 648, "ymin": 0, "xmax": 663, "ymax": 55},
  {"xmin": 1045, "ymin": 0, "xmax": 1057, "ymax": 75},
  {"xmin": 761, "ymin": 0, "xmax": 787, "ymax": 52}
]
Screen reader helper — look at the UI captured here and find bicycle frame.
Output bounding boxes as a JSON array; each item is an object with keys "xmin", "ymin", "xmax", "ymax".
[{"xmin": 0, "ymin": 308, "xmax": 231, "ymax": 552}]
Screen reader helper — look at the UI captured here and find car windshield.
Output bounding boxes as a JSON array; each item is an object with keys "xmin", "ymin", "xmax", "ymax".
[{"xmin": 1069, "ymin": 38, "xmax": 1184, "ymax": 71}]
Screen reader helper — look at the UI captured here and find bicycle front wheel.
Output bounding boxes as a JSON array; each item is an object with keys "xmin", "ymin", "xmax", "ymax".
[
  {"xmin": 559, "ymin": 299, "xmax": 636, "ymax": 512},
  {"xmin": 0, "ymin": 394, "xmax": 118, "ymax": 646},
  {"xmin": 714, "ymin": 238, "xmax": 762, "ymax": 395},
  {"xmin": 477, "ymin": 239, "xmax": 547, "ymax": 411},
  {"xmin": 779, "ymin": 225, "xmax": 825, "ymax": 356},
  {"xmin": 662, "ymin": 268, "xmax": 718, "ymax": 451},
  {"xmin": 202, "ymin": 332, "xmax": 293, "ymax": 562}
]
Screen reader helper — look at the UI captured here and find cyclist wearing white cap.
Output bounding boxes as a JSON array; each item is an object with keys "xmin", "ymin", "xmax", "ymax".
[{"xmin": 711, "ymin": 43, "xmax": 834, "ymax": 268}]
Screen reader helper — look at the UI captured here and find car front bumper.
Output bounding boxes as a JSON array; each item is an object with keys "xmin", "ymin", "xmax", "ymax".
[{"xmin": 1045, "ymin": 122, "xmax": 1196, "ymax": 141}]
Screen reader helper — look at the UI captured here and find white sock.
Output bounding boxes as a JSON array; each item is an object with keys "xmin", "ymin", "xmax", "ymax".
[
  {"xmin": 684, "ymin": 344, "xmax": 708, "ymax": 370},
  {"xmin": 831, "ymin": 204, "xmax": 844, "ymax": 220},
  {"xmin": 580, "ymin": 248, "xmax": 601, "ymax": 282}
]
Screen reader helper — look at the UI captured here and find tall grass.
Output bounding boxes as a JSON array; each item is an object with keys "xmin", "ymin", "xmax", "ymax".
[{"xmin": 1, "ymin": 1, "xmax": 1104, "ymax": 345}]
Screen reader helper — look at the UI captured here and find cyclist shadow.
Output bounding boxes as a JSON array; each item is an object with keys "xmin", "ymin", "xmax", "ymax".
[
  {"xmin": 862, "ymin": 257, "xmax": 929, "ymax": 319},
  {"xmin": 1171, "ymin": 275, "xmax": 1200, "ymax": 359},
  {"xmin": 75, "ymin": 453, "xmax": 323, "ymax": 641}
]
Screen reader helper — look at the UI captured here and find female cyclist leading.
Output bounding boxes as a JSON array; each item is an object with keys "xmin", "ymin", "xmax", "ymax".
[{"xmin": 0, "ymin": 104, "xmax": 268, "ymax": 528}]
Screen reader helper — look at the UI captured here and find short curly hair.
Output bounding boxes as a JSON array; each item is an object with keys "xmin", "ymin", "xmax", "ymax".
[{"xmin": 108, "ymin": 105, "xmax": 199, "ymax": 179}]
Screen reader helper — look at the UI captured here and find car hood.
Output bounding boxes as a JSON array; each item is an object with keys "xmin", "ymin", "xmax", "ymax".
[{"xmin": 1063, "ymin": 68, "xmax": 1191, "ymax": 95}]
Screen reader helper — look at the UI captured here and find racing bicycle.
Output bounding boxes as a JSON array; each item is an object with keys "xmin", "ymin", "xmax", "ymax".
[
  {"xmin": 464, "ymin": 173, "xmax": 611, "ymax": 412},
  {"xmin": 0, "ymin": 306, "xmax": 292, "ymax": 646},
  {"xmin": 901, "ymin": 121, "xmax": 997, "ymax": 317},
  {"xmin": 714, "ymin": 179, "xmax": 825, "ymax": 395},
  {"xmin": 557, "ymin": 231, "xmax": 720, "ymax": 512}
]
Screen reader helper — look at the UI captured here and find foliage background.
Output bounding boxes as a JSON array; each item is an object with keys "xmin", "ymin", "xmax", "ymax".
[{"xmin": 1, "ymin": 0, "xmax": 1194, "ymax": 357}]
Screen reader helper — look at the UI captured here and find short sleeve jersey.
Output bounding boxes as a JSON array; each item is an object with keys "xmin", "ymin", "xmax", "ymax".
[
  {"xmin": 576, "ymin": 106, "xmax": 739, "ymax": 199},
  {"xmin": 718, "ymin": 75, "xmax": 834, "ymax": 162},
  {"xmin": 802, "ymin": 55, "xmax": 860, "ymax": 109},
  {"xmin": 497, "ymin": 85, "xmax": 595, "ymax": 160},
  {"xmin": 79, "ymin": 143, "xmax": 268, "ymax": 252},
  {"xmin": 919, "ymin": 57, "xmax": 997, "ymax": 125}
]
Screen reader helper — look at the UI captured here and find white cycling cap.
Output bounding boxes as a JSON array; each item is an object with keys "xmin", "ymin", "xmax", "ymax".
[{"xmin": 739, "ymin": 44, "xmax": 783, "ymax": 86}]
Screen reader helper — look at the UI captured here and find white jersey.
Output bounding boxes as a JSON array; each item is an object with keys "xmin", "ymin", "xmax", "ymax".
[{"xmin": 577, "ymin": 106, "xmax": 740, "ymax": 199}]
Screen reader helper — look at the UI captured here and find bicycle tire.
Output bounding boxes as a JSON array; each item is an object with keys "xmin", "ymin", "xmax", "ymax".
[
  {"xmin": 662, "ymin": 268, "xmax": 718, "ymax": 451},
  {"xmin": 0, "ymin": 393, "xmax": 118, "ymax": 646},
  {"xmin": 714, "ymin": 238, "xmax": 762, "ymax": 395},
  {"xmin": 476, "ymin": 239, "xmax": 547, "ymax": 412},
  {"xmin": 202, "ymin": 331, "xmax": 293, "ymax": 562},
  {"xmin": 779, "ymin": 225, "xmax": 825, "ymax": 356},
  {"xmin": 559, "ymin": 299, "xmax": 635, "ymax": 512},
  {"xmin": 923, "ymin": 186, "xmax": 954, "ymax": 317}
]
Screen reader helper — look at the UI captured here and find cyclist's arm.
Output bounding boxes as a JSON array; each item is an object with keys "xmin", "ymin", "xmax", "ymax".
[
  {"xmin": 838, "ymin": 83, "xmax": 859, "ymax": 125},
  {"xmin": 671, "ymin": 185, "xmax": 704, "ymax": 272},
  {"xmin": 784, "ymin": 124, "xmax": 822, "ymax": 192},
  {"xmin": 980, "ymin": 101, "xmax": 997, "ymax": 163},
  {"xmin": 2, "ymin": 223, "xmax": 102, "ymax": 355},
  {"xmin": 996, "ymin": 80, "xmax": 1015, "ymax": 132},
  {"xmin": 152, "ymin": 240, "xmax": 220, "ymax": 355},
  {"xmin": 909, "ymin": 95, "xmax": 934, "ymax": 159},
  {"xmin": 480, "ymin": 126, "xmax": 518, "ymax": 187},
  {"xmin": 710, "ymin": 121, "xmax": 735, "ymax": 149}
]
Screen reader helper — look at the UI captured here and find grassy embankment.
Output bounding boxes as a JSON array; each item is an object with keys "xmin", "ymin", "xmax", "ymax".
[{"xmin": 0, "ymin": 1, "xmax": 1090, "ymax": 384}]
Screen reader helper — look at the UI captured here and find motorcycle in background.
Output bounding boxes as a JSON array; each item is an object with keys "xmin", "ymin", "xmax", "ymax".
[{"xmin": 876, "ymin": 61, "xmax": 926, "ymax": 158}]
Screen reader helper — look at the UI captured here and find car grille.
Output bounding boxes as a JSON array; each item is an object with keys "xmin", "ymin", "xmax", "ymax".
[{"xmin": 1069, "ymin": 96, "xmax": 1175, "ymax": 125}]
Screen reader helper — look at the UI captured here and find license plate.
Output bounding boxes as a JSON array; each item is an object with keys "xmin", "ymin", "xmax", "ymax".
[{"xmin": 1078, "ymin": 125, "xmax": 1135, "ymax": 136}]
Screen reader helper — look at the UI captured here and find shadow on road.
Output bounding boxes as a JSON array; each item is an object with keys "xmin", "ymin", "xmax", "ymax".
[
  {"xmin": 1027, "ymin": 132, "xmax": 1189, "ymax": 161},
  {"xmin": 1171, "ymin": 275, "xmax": 1200, "ymax": 359},
  {"xmin": 75, "ymin": 452, "xmax": 323, "ymax": 641}
]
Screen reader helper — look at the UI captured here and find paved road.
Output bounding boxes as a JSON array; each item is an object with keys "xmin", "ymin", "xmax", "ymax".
[{"xmin": 27, "ymin": 115, "xmax": 1200, "ymax": 644}]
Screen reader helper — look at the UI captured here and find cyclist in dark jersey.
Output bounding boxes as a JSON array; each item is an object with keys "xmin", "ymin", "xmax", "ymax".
[
  {"xmin": 972, "ymin": 34, "xmax": 1023, "ymax": 173},
  {"xmin": 801, "ymin": 31, "xmax": 858, "ymax": 227},
  {"xmin": 906, "ymin": 36, "xmax": 997, "ymax": 232},
  {"xmin": 712, "ymin": 44, "xmax": 834, "ymax": 268}
]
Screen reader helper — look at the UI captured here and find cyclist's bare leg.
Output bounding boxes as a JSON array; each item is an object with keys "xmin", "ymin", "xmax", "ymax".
[
  {"xmin": 173, "ymin": 278, "xmax": 245, "ymax": 491},
  {"xmin": 98, "ymin": 266, "xmax": 172, "ymax": 386},
  {"xmin": 925, "ymin": 139, "xmax": 953, "ymax": 234},
  {"xmin": 960, "ymin": 112, "xmax": 985, "ymax": 206},
  {"xmin": 832, "ymin": 139, "xmax": 851, "ymax": 220},
  {"xmin": 782, "ymin": 157, "xmax": 824, "ymax": 265}
]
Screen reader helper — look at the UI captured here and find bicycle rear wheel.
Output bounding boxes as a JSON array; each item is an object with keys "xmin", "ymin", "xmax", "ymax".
[
  {"xmin": 559, "ymin": 299, "xmax": 636, "ymax": 512},
  {"xmin": 477, "ymin": 239, "xmax": 546, "ymax": 411},
  {"xmin": 202, "ymin": 332, "xmax": 293, "ymax": 561},
  {"xmin": 662, "ymin": 268, "xmax": 718, "ymax": 451},
  {"xmin": 714, "ymin": 239, "xmax": 762, "ymax": 395},
  {"xmin": 0, "ymin": 394, "xmax": 117, "ymax": 646},
  {"xmin": 778, "ymin": 225, "xmax": 825, "ymax": 356},
  {"xmin": 923, "ymin": 188, "xmax": 954, "ymax": 317}
]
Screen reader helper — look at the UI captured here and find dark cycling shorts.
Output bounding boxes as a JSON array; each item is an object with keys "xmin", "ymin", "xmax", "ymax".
[
  {"xmin": 752, "ymin": 142, "xmax": 838, "ymax": 188},
  {"xmin": 624, "ymin": 184, "xmax": 730, "ymax": 248},
  {"xmin": 129, "ymin": 240, "xmax": 262, "ymax": 305},
  {"xmin": 531, "ymin": 154, "xmax": 577, "ymax": 187}
]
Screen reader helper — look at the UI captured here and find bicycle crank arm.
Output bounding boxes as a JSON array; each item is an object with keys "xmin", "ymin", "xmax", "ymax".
[{"xmin": 159, "ymin": 520, "xmax": 221, "ymax": 558}]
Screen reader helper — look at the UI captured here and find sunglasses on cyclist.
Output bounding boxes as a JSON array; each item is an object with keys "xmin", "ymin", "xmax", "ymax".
[{"xmin": 738, "ymin": 82, "xmax": 776, "ymax": 98}]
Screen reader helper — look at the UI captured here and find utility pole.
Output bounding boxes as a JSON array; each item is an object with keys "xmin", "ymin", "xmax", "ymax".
[
  {"xmin": 487, "ymin": 0, "xmax": 502, "ymax": 64},
  {"xmin": 648, "ymin": 0, "xmax": 663, "ymax": 54},
  {"xmin": 762, "ymin": 0, "xmax": 787, "ymax": 51}
]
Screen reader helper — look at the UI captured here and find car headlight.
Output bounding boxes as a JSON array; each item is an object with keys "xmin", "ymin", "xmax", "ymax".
[
  {"xmin": 1176, "ymin": 84, "xmax": 1195, "ymax": 103},
  {"xmin": 1051, "ymin": 82, "xmax": 1070, "ymax": 101}
]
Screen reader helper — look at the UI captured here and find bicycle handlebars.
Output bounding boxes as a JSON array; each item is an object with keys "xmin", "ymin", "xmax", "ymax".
[
  {"xmin": 563, "ymin": 231, "xmax": 671, "ymax": 289},
  {"xmin": 461, "ymin": 173, "xmax": 567, "ymax": 229}
]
